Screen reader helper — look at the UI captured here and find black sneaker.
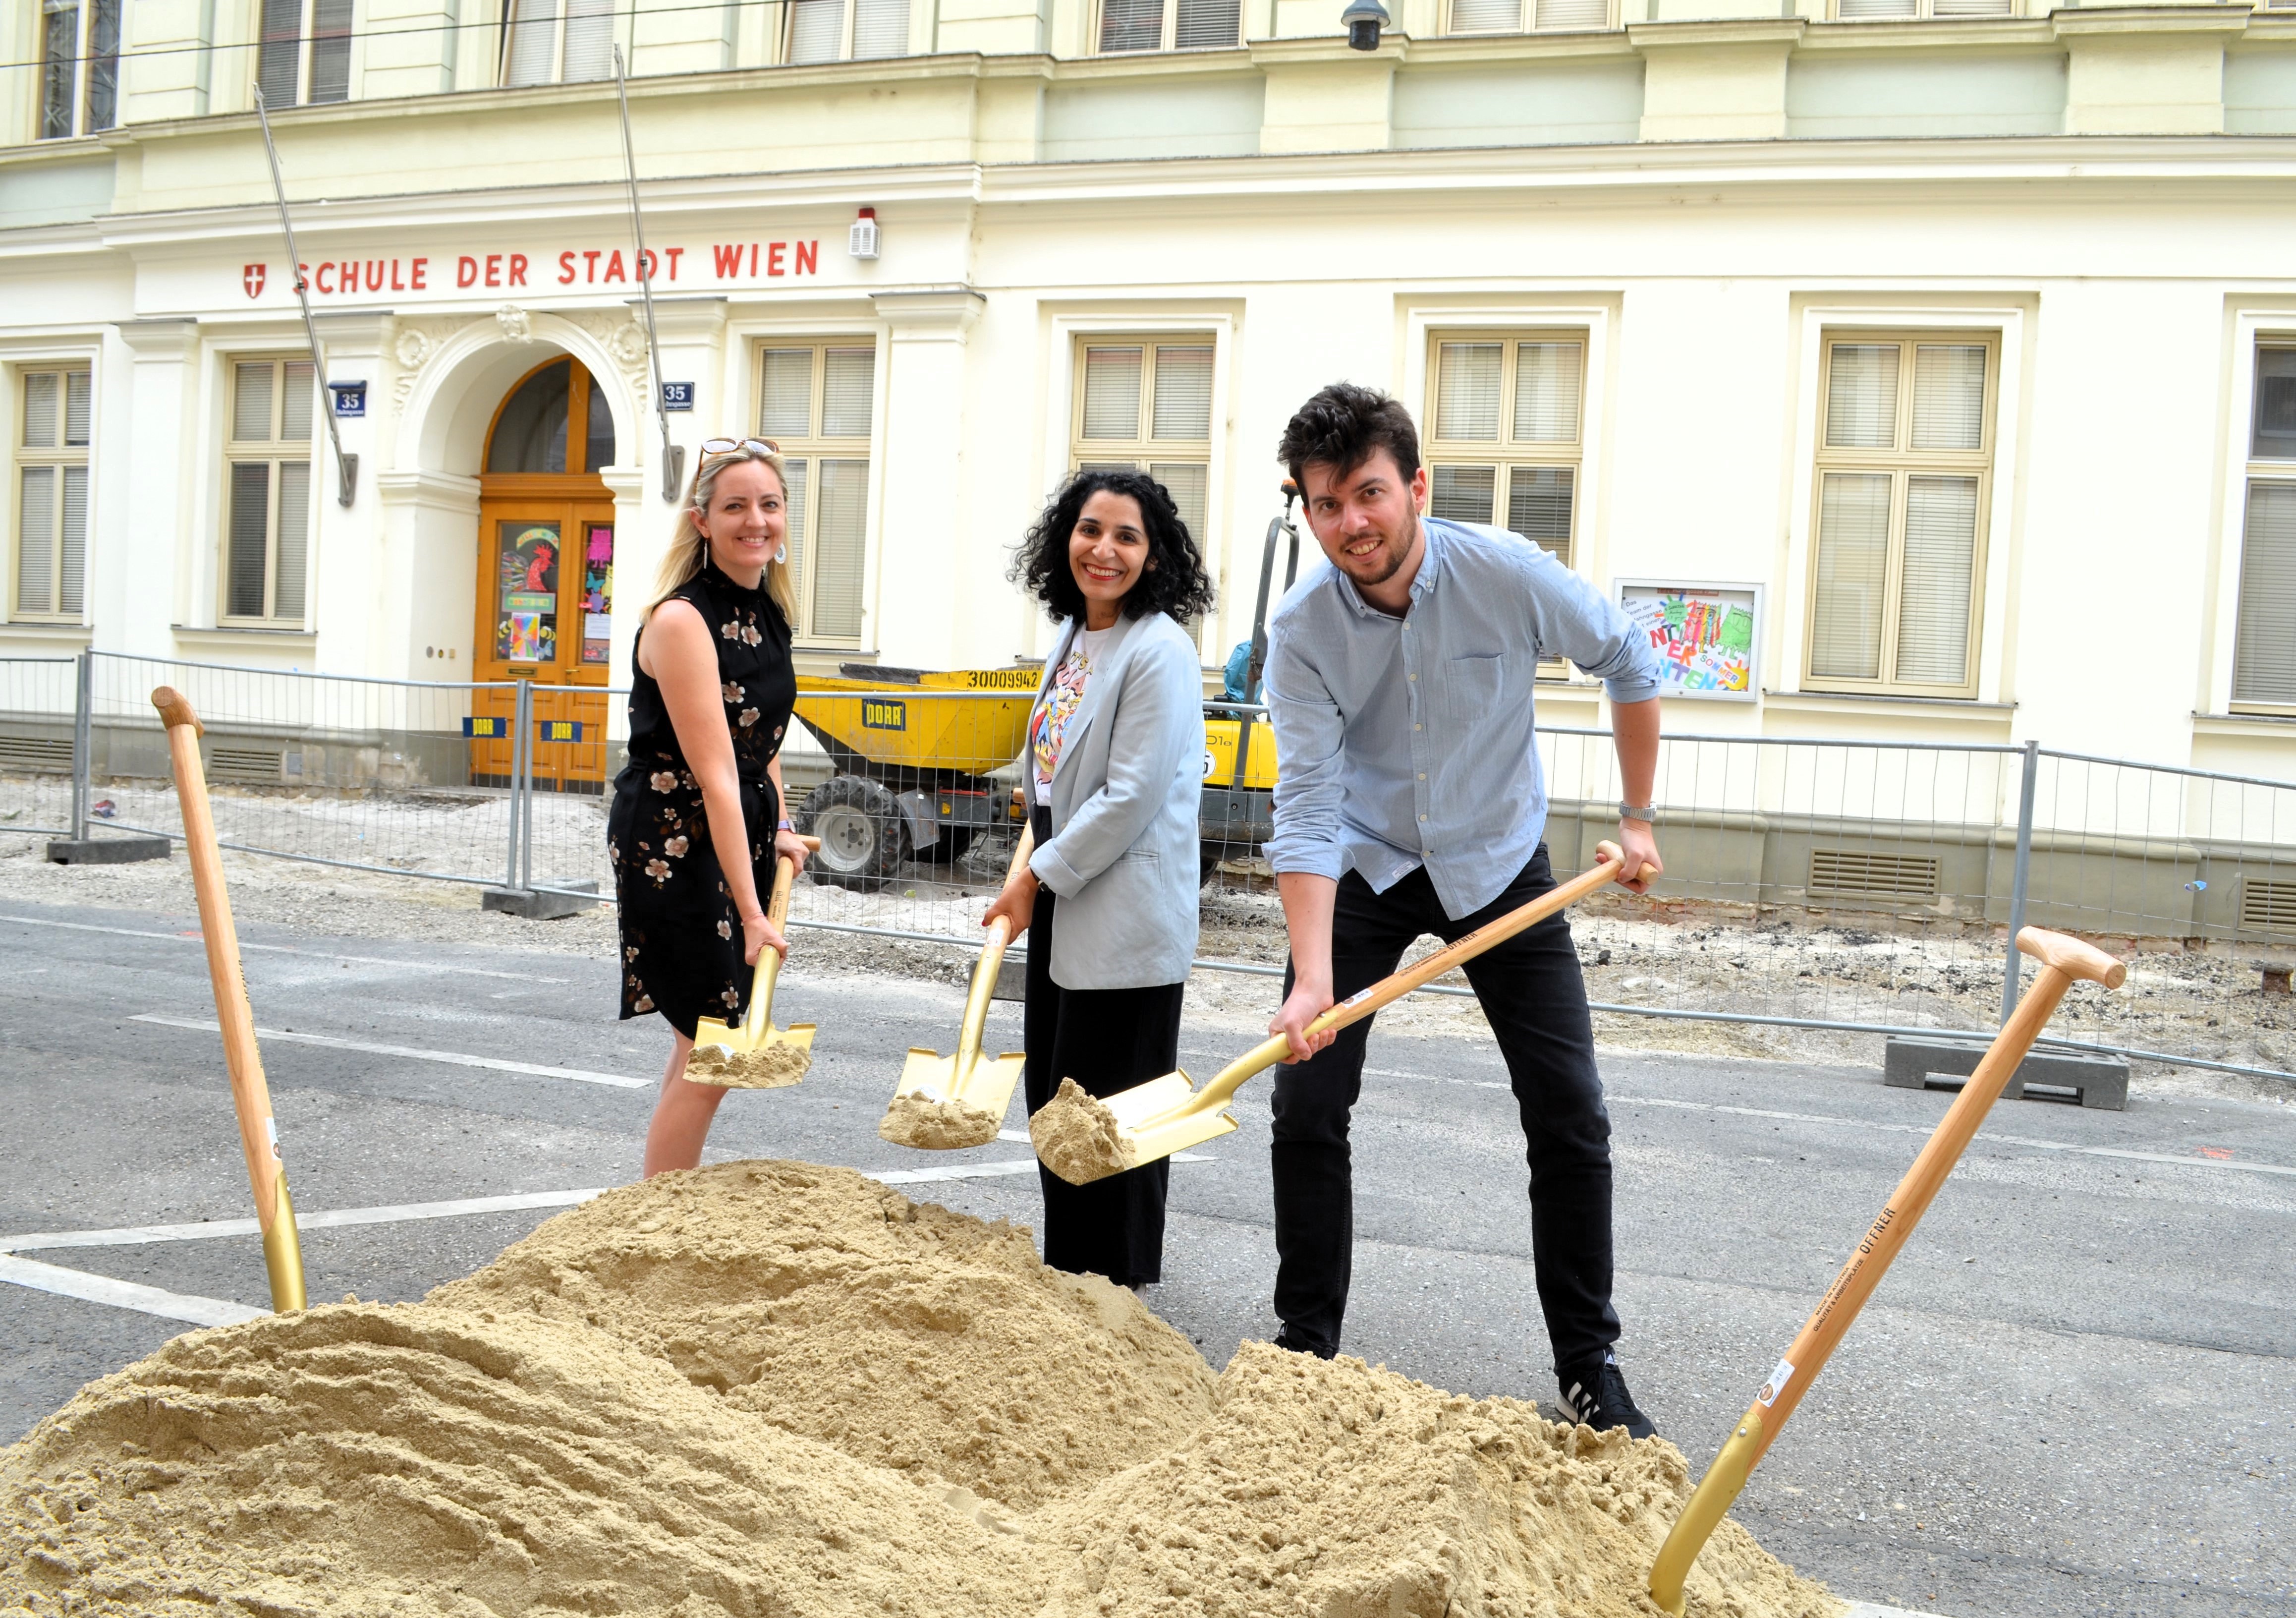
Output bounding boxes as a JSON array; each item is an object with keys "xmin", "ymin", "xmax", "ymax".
[{"xmin": 1558, "ymin": 1352, "xmax": 1657, "ymax": 1440}]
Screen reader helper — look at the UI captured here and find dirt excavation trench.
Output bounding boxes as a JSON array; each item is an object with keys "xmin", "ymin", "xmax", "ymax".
[{"xmin": 0, "ymin": 1161, "xmax": 1841, "ymax": 1618}]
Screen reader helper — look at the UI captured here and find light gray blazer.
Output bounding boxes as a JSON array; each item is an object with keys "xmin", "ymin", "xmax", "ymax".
[{"xmin": 1027, "ymin": 610, "xmax": 1205, "ymax": 991}]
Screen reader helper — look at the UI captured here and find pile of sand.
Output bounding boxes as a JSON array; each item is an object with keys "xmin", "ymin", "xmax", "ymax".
[
  {"xmin": 878, "ymin": 1088, "xmax": 1005, "ymax": 1149},
  {"xmin": 1, "ymin": 1161, "xmax": 1840, "ymax": 1618},
  {"xmin": 1031, "ymin": 1075, "xmax": 1137, "ymax": 1184},
  {"xmin": 685, "ymin": 1040, "xmax": 812, "ymax": 1087}
]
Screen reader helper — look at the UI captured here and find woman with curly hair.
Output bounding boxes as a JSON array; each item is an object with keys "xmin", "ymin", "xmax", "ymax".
[
  {"xmin": 608, "ymin": 439, "xmax": 810, "ymax": 1176},
  {"xmin": 985, "ymin": 466, "xmax": 1216, "ymax": 1288}
]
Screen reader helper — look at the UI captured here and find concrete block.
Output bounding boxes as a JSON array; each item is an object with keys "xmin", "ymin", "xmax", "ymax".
[
  {"xmin": 483, "ymin": 881, "xmax": 601, "ymax": 920},
  {"xmin": 1884, "ymin": 1034, "xmax": 2129, "ymax": 1111},
  {"xmin": 46, "ymin": 836, "xmax": 170, "ymax": 866},
  {"xmin": 993, "ymin": 953, "xmax": 1027, "ymax": 1003}
]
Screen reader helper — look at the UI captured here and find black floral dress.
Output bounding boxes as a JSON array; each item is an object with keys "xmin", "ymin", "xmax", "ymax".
[{"xmin": 609, "ymin": 561, "xmax": 796, "ymax": 1040}]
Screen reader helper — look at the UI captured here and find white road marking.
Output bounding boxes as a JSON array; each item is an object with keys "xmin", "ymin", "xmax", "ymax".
[
  {"xmin": 0, "ymin": 1187, "xmax": 610, "ymax": 1254},
  {"xmin": 131, "ymin": 1015, "xmax": 645, "ymax": 1089},
  {"xmin": 0, "ymin": 1254, "xmax": 264, "ymax": 1328},
  {"xmin": 0, "ymin": 914, "xmax": 562, "ymax": 982}
]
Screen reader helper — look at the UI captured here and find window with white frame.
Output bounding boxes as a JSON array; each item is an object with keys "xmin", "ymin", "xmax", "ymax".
[
  {"xmin": 258, "ymin": 0, "xmax": 353, "ymax": 107},
  {"xmin": 2232, "ymin": 345, "xmax": 2296, "ymax": 707},
  {"xmin": 1098, "ymin": 0, "xmax": 1240, "ymax": 53},
  {"xmin": 38, "ymin": 0, "xmax": 118, "ymax": 139},
  {"xmin": 757, "ymin": 341, "xmax": 875, "ymax": 644},
  {"xmin": 1835, "ymin": 0, "xmax": 2012, "ymax": 18},
  {"xmin": 502, "ymin": 0, "xmax": 614, "ymax": 85},
  {"xmin": 786, "ymin": 0, "xmax": 910, "ymax": 62},
  {"xmin": 1447, "ymin": 0, "xmax": 1609, "ymax": 33},
  {"xmin": 13, "ymin": 367, "xmax": 91, "ymax": 621},
  {"xmin": 1805, "ymin": 332, "xmax": 1998, "ymax": 698},
  {"xmin": 1422, "ymin": 331, "xmax": 1585, "ymax": 571},
  {"xmin": 1070, "ymin": 337, "xmax": 1215, "ymax": 550},
  {"xmin": 223, "ymin": 358, "xmax": 315, "ymax": 625}
]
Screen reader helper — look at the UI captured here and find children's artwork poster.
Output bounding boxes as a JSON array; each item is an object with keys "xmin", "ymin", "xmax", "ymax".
[
  {"xmin": 1617, "ymin": 581, "xmax": 1760, "ymax": 700},
  {"xmin": 580, "ymin": 522, "xmax": 615, "ymax": 665},
  {"xmin": 496, "ymin": 522, "xmax": 560, "ymax": 665}
]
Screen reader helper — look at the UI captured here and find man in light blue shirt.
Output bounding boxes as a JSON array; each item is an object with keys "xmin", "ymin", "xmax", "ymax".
[{"xmin": 1261, "ymin": 382, "xmax": 1666, "ymax": 1439}]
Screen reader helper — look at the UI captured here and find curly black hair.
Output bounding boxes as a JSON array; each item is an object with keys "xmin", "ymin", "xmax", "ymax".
[
  {"xmin": 1276, "ymin": 382, "xmax": 1423, "ymax": 495},
  {"xmin": 1012, "ymin": 467, "xmax": 1218, "ymax": 626}
]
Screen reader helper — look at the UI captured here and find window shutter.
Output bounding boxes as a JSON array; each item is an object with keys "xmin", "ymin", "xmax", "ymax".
[
  {"xmin": 1534, "ymin": 0, "xmax": 1608, "ymax": 26},
  {"xmin": 1810, "ymin": 472, "xmax": 1891, "ymax": 680},
  {"xmin": 1100, "ymin": 0, "xmax": 1164, "ymax": 50},
  {"xmin": 1931, "ymin": 0, "xmax": 2012, "ymax": 14},
  {"xmin": 1837, "ymin": 0, "xmax": 1916, "ymax": 14},
  {"xmin": 17, "ymin": 468, "xmax": 54, "ymax": 613},
  {"xmin": 561, "ymin": 0, "xmax": 615, "ymax": 80},
  {"xmin": 2235, "ymin": 481, "xmax": 2296, "ymax": 704},
  {"xmin": 1824, "ymin": 344, "xmax": 1899, "ymax": 448},
  {"xmin": 1513, "ymin": 342, "xmax": 1581, "ymax": 443},
  {"xmin": 1150, "ymin": 461, "xmax": 1208, "ymax": 544},
  {"xmin": 852, "ymin": 0, "xmax": 909, "ymax": 58},
  {"xmin": 259, "ymin": 0, "xmax": 302, "ymax": 106},
  {"xmin": 227, "ymin": 462, "xmax": 273, "ymax": 619},
  {"xmin": 1893, "ymin": 475, "xmax": 1977, "ymax": 685},
  {"xmin": 64, "ymin": 370, "xmax": 91, "ymax": 446},
  {"xmin": 1151, "ymin": 347, "xmax": 1213, "ymax": 440},
  {"xmin": 1174, "ymin": 0, "xmax": 1239, "ymax": 47},
  {"xmin": 274, "ymin": 461, "xmax": 311, "ymax": 621},
  {"xmin": 234, "ymin": 363, "xmax": 275, "ymax": 442},
  {"xmin": 812, "ymin": 458, "xmax": 869, "ymax": 639},
  {"xmin": 22, "ymin": 373, "xmax": 58, "ymax": 449},
  {"xmin": 781, "ymin": 457, "xmax": 810, "ymax": 600},
  {"xmin": 1435, "ymin": 343, "xmax": 1503, "ymax": 441},
  {"xmin": 1082, "ymin": 348, "xmax": 1143, "ymax": 439},
  {"xmin": 1430, "ymin": 464, "xmax": 1496, "ymax": 525},
  {"xmin": 308, "ymin": 0, "xmax": 352, "ymax": 103},
  {"xmin": 759, "ymin": 349, "xmax": 813, "ymax": 438},
  {"xmin": 1450, "ymin": 0, "xmax": 1518, "ymax": 31},
  {"xmin": 789, "ymin": 0, "xmax": 844, "ymax": 63},
  {"xmin": 504, "ymin": 0, "xmax": 557, "ymax": 85},
  {"xmin": 281, "ymin": 360, "xmax": 315, "ymax": 442},
  {"xmin": 58, "ymin": 464, "xmax": 87, "ymax": 615},
  {"xmin": 1507, "ymin": 465, "xmax": 1572, "ymax": 565},
  {"xmin": 1911, "ymin": 345, "xmax": 1985, "ymax": 451},
  {"xmin": 822, "ymin": 347, "xmax": 875, "ymax": 437}
]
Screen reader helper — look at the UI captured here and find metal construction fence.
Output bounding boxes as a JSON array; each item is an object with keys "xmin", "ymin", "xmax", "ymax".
[{"xmin": 6, "ymin": 651, "xmax": 2295, "ymax": 1086}]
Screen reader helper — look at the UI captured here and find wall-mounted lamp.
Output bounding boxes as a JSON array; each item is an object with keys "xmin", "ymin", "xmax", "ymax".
[
  {"xmin": 849, "ymin": 206, "xmax": 880, "ymax": 260},
  {"xmin": 1341, "ymin": 0, "xmax": 1389, "ymax": 50}
]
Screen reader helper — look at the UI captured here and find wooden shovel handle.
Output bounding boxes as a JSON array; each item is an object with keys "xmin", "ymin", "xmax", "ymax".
[{"xmin": 2017, "ymin": 926, "xmax": 2127, "ymax": 988}]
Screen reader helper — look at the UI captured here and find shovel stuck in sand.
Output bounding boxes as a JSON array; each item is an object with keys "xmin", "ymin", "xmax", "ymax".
[
  {"xmin": 687, "ymin": 838, "xmax": 819, "ymax": 1088},
  {"xmin": 880, "ymin": 826, "xmax": 1036, "ymax": 1150},
  {"xmin": 1644, "ymin": 925, "xmax": 2126, "ymax": 1617},
  {"xmin": 1031, "ymin": 841, "xmax": 1633, "ymax": 1185}
]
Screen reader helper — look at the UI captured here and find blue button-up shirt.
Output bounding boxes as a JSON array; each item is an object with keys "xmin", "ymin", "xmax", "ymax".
[{"xmin": 1262, "ymin": 517, "xmax": 1662, "ymax": 920}]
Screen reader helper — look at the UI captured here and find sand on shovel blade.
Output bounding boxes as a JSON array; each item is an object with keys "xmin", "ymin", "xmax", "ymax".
[
  {"xmin": 1029, "ymin": 1074, "xmax": 1136, "ymax": 1184},
  {"xmin": 2, "ymin": 1159, "xmax": 1841, "ymax": 1618},
  {"xmin": 879, "ymin": 1089, "xmax": 1004, "ymax": 1149},
  {"xmin": 686, "ymin": 1039, "xmax": 811, "ymax": 1087}
]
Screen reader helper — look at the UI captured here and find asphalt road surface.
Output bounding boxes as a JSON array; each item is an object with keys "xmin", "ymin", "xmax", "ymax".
[{"xmin": 0, "ymin": 894, "xmax": 2289, "ymax": 1618}]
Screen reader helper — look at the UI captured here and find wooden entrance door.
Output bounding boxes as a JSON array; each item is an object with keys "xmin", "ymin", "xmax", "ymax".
[{"xmin": 472, "ymin": 356, "xmax": 618, "ymax": 790}]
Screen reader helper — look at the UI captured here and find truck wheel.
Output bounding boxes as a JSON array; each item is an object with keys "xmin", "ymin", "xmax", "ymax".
[
  {"xmin": 801, "ymin": 775, "xmax": 907, "ymax": 891},
  {"xmin": 1200, "ymin": 844, "xmax": 1225, "ymax": 887}
]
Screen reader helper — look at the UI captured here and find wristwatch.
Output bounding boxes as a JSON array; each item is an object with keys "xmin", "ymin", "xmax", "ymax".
[{"xmin": 1619, "ymin": 802, "xmax": 1657, "ymax": 824}]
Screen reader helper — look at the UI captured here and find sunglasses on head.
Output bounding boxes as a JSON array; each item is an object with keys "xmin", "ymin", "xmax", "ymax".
[{"xmin": 700, "ymin": 436, "xmax": 780, "ymax": 458}]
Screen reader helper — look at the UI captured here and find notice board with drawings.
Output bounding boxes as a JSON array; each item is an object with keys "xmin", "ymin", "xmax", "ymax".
[{"xmin": 1615, "ymin": 580, "xmax": 1761, "ymax": 701}]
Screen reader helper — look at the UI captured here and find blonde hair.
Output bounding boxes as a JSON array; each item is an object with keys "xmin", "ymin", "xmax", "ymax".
[{"xmin": 642, "ymin": 444, "xmax": 800, "ymax": 626}]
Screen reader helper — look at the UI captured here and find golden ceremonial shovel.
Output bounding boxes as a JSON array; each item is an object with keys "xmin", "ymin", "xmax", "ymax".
[
  {"xmin": 1645, "ymin": 926, "xmax": 2127, "ymax": 1616},
  {"xmin": 1031, "ymin": 842, "xmax": 1631, "ymax": 1185},
  {"xmin": 688, "ymin": 837, "xmax": 819, "ymax": 1088},
  {"xmin": 880, "ymin": 826, "xmax": 1036, "ymax": 1150}
]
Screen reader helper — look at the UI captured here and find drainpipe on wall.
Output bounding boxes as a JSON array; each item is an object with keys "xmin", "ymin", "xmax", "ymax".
[{"xmin": 613, "ymin": 47, "xmax": 686, "ymax": 506}]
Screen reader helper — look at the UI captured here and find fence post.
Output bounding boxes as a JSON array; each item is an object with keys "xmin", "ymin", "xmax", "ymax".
[
  {"xmin": 520, "ymin": 684, "xmax": 536, "ymax": 892},
  {"xmin": 1999, "ymin": 738, "xmax": 2039, "ymax": 1024},
  {"xmin": 505, "ymin": 680, "xmax": 530, "ymax": 892},
  {"xmin": 70, "ymin": 651, "xmax": 93, "ymax": 841}
]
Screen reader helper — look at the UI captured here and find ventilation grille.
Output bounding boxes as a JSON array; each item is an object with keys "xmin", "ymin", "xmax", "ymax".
[
  {"xmin": 0, "ymin": 736, "xmax": 73, "ymax": 773},
  {"xmin": 209, "ymin": 747, "xmax": 283, "ymax": 784},
  {"xmin": 2241, "ymin": 877, "xmax": 2296, "ymax": 933},
  {"xmin": 1808, "ymin": 848, "xmax": 1940, "ymax": 900}
]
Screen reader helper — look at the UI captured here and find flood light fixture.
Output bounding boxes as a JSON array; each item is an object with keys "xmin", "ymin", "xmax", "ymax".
[{"xmin": 1342, "ymin": 0, "xmax": 1389, "ymax": 51}]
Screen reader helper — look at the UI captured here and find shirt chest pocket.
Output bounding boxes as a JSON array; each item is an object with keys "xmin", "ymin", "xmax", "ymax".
[{"xmin": 1444, "ymin": 653, "xmax": 1506, "ymax": 729}]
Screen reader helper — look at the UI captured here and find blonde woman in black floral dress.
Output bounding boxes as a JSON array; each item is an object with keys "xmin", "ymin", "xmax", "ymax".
[{"xmin": 611, "ymin": 440, "xmax": 807, "ymax": 1176}]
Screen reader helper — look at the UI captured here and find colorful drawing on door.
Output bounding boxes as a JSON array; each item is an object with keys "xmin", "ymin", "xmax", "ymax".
[
  {"xmin": 497, "ymin": 522, "xmax": 560, "ymax": 664},
  {"xmin": 580, "ymin": 522, "xmax": 614, "ymax": 665},
  {"xmin": 1617, "ymin": 582, "xmax": 1759, "ymax": 700}
]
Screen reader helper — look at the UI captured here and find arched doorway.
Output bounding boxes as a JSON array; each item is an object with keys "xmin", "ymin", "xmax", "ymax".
[{"xmin": 471, "ymin": 355, "xmax": 617, "ymax": 790}]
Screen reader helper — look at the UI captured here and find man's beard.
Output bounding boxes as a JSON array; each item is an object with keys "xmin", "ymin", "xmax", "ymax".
[{"xmin": 1344, "ymin": 516, "xmax": 1420, "ymax": 588}]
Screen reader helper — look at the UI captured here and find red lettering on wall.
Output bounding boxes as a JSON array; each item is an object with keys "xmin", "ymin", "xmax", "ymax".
[
  {"xmin": 664, "ymin": 246, "xmax": 683, "ymax": 281},
  {"xmin": 604, "ymin": 249, "xmax": 625, "ymax": 282},
  {"xmin": 509, "ymin": 253, "xmax": 529, "ymax": 287},
  {"xmin": 390, "ymin": 259, "xmax": 404, "ymax": 291},
  {"xmin": 336, "ymin": 262, "xmax": 355, "ymax": 294},
  {"xmin": 485, "ymin": 254, "xmax": 503, "ymax": 289},
  {"xmin": 458, "ymin": 256, "xmax": 479, "ymax": 289},
  {"xmin": 582, "ymin": 249, "xmax": 602, "ymax": 283},
  {"xmin": 766, "ymin": 241, "xmax": 785, "ymax": 277},
  {"xmin": 411, "ymin": 257, "xmax": 428, "ymax": 289},
  {"xmin": 314, "ymin": 262, "xmax": 334, "ymax": 294},
  {"xmin": 794, "ymin": 239, "xmax": 818, "ymax": 275},
  {"xmin": 559, "ymin": 251, "xmax": 576, "ymax": 285},
  {"xmin": 712, "ymin": 243, "xmax": 744, "ymax": 278},
  {"xmin": 364, "ymin": 260, "xmax": 383, "ymax": 291}
]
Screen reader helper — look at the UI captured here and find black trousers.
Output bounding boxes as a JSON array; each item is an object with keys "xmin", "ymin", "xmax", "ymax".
[
  {"xmin": 1022, "ymin": 874, "xmax": 1183, "ymax": 1288},
  {"xmin": 1271, "ymin": 844, "xmax": 1621, "ymax": 1371}
]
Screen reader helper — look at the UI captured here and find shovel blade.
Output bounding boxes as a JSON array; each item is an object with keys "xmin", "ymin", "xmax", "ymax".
[
  {"xmin": 1121, "ymin": 1106, "xmax": 1242, "ymax": 1170},
  {"xmin": 1100, "ymin": 1070, "xmax": 1204, "ymax": 1131},
  {"xmin": 896, "ymin": 1048, "xmax": 959, "ymax": 1103},
  {"xmin": 948, "ymin": 1051, "xmax": 1026, "ymax": 1122},
  {"xmin": 691, "ymin": 1012, "xmax": 748, "ymax": 1054}
]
